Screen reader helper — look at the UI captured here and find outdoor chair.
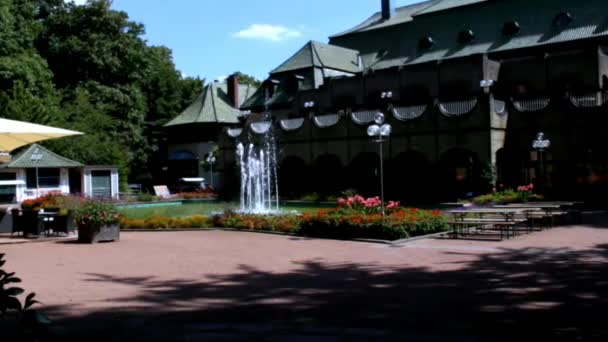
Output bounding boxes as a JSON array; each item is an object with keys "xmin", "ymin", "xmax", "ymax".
[
  {"xmin": 21, "ymin": 209, "xmax": 45, "ymax": 237},
  {"xmin": 10, "ymin": 209, "xmax": 24, "ymax": 236},
  {"xmin": 51, "ymin": 210, "xmax": 75, "ymax": 236}
]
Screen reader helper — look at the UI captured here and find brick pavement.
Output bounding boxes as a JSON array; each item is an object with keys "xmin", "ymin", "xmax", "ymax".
[{"xmin": 2, "ymin": 221, "xmax": 608, "ymax": 341}]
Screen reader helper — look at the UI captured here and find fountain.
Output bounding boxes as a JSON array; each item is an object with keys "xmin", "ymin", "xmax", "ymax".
[{"xmin": 236, "ymin": 123, "xmax": 280, "ymax": 214}]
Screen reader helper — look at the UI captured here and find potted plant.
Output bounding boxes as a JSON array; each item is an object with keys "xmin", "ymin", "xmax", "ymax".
[{"xmin": 75, "ymin": 200, "xmax": 121, "ymax": 243}]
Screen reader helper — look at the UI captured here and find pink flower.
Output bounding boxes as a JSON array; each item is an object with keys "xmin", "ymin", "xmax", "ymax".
[
  {"xmin": 492, "ymin": 187, "xmax": 497, "ymax": 193},
  {"xmin": 528, "ymin": 183, "xmax": 534, "ymax": 190}
]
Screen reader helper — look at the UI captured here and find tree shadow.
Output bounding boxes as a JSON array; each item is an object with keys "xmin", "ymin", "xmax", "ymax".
[{"xmin": 43, "ymin": 244, "xmax": 608, "ymax": 341}]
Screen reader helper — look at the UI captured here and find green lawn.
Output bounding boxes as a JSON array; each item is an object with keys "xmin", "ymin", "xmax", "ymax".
[{"xmin": 118, "ymin": 202, "xmax": 332, "ymax": 220}]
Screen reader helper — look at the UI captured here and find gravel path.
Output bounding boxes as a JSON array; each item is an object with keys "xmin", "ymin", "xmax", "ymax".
[{"xmin": 3, "ymin": 225, "xmax": 608, "ymax": 341}]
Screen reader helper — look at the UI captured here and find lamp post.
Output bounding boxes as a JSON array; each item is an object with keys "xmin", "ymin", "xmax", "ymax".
[
  {"xmin": 206, "ymin": 153, "xmax": 216, "ymax": 189},
  {"xmin": 532, "ymin": 132, "xmax": 550, "ymax": 193},
  {"xmin": 367, "ymin": 112, "xmax": 392, "ymax": 217}
]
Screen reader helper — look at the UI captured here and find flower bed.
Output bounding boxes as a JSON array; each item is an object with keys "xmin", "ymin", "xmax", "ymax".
[
  {"xmin": 297, "ymin": 209, "xmax": 446, "ymax": 240},
  {"xmin": 120, "ymin": 196, "xmax": 448, "ymax": 241},
  {"xmin": 471, "ymin": 184, "xmax": 543, "ymax": 205},
  {"xmin": 120, "ymin": 215, "xmax": 212, "ymax": 229}
]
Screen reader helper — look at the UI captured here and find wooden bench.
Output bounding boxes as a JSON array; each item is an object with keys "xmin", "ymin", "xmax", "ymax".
[{"xmin": 447, "ymin": 221, "xmax": 517, "ymax": 240}]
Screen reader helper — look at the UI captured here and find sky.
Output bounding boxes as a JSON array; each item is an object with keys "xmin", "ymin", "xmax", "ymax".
[{"xmin": 82, "ymin": 0, "xmax": 419, "ymax": 83}]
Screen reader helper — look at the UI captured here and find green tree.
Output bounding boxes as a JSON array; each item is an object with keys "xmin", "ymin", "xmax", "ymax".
[{"xmin": 233, "ymin": 71, "xmax": 262, "ymax": 88}]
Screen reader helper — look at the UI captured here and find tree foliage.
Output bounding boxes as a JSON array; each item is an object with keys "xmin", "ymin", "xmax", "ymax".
[{"xmin": 0, "ymin": 0, "xmax": 202, "ymax": 184}]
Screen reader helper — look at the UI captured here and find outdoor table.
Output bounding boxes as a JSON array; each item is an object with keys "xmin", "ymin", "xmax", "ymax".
[
  {"xmin": 38, "ymin": 211, "xmax": 58, "ymax": 236},
  {"xmin": 447, "ymin": 208, "xmax": 535, "ymax": 239},
  {"xmin": 493, "ymin": 203, "xmax": 566, "ymax": 228}
]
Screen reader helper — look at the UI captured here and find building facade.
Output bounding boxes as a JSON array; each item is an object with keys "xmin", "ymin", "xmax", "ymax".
[
  {"xmin": 223, "ymin": 0, "xmax": 608, "ymax": 203},
  {"xmin": 0, "ymin": 144, "xmax": 119, "ymax": 203}
]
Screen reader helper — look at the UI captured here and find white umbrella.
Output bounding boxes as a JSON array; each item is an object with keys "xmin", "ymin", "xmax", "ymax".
[{"xmin": 0, "ymin": 118, "xmax": 83, "ymax": 152}]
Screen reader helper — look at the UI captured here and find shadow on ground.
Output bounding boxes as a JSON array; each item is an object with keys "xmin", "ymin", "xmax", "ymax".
[{"xmin": 42, "ymin": 242, "xmax": 608, "ymax": 341}]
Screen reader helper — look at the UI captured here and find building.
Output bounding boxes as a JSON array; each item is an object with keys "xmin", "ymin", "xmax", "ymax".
[
  {"xmin": 164, "ymin": 75, "xmax": 257, "ymax": 192},
  {"xmin": 229, "ymin": 0, "xmax": 608, "ymax": 203},
  {"xmin": 0, "ymin": 144, "xmax": 120, "ymax": 203}
]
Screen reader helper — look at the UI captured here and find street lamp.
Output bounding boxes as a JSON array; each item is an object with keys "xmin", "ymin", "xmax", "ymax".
[
  {"xmin": 532, "ymin": 132, "xmax": 550, "ymax": 193},
  {"xmin": 367, "ymin": 112, "xmax": 392, "ymax": 217},
  {"xmin": 206, "ymin": 153, "xmax": 217, "ymax": 189}
]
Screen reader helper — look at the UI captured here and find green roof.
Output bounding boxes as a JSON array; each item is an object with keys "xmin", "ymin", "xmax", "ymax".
[
  {"xmin": 271, "ymin": 41, "xmax": 361, "ymax": 74},
  {"xmin": 165, "ymin": 81, "xmax": 256, "ymax": 127},
  {"xmin": 331, "ymin": 0, "xmax": 608, "ymax": 70},
  {"xmin": 413, "ymin": 0, "xmax": 487, "ymax": 16},
  {"xmin": 330, "ymin": 0, "xmax": 437, "ymax": 38},
  {"xmin": 1, "ymin": 144, "xmax": 82, "ymax": 169}
]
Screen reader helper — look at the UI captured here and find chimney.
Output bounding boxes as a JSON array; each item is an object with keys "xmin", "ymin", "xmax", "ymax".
[
  {"xmin": 227, "ymin": 73, "xmax": 240, "ymax": 108},
  {"xmin": 381, "ymin": 0, "xmax": 394, "ymax": 20}
]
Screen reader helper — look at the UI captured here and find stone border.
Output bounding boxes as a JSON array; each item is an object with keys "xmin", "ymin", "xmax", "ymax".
[{"xmin": 120, "ymin": 227, "xmax": 448, "ymax": 245}]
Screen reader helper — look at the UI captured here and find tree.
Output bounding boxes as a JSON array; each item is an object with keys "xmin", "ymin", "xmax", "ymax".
[{"xmin": 233, "ymin": 71, "xmax": 262, "ymax": 88}]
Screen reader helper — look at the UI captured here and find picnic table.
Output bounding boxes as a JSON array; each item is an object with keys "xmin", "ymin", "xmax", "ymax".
[
  {"xmin": 447, "ymin": 208, "xmax": 536, "ymax": 240},
  {"xmin": 493, "ymin": 202, "xmax": 580, "ymax": 227}
]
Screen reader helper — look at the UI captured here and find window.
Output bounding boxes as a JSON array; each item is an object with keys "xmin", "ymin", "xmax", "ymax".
[{"xmin": 26, "ymin": 168, "xmax": 60, "ymax": 188}]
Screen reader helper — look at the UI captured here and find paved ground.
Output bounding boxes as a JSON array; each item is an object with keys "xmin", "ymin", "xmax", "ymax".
[{"xmin": 3, "ymin": 219, "xmax": 608, "ymax": 341}]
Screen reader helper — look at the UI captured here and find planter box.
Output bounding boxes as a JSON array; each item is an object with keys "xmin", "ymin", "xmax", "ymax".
[{"xmin": 77, "ymin": 224, "xmax": 120, "ymax": 243}]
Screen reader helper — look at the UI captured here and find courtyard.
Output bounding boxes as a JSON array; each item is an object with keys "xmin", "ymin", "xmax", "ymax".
[{"xmin": 3, "ymin": 216, "xmax": 608, "ymax": 341}]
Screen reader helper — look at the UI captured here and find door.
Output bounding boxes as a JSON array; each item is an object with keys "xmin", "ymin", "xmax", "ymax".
[
  {"xmin": 69, "ymin": 169, "xmax": 82, "ymax": 194},
  {"xmin": 91, "ymin": 170, "xmax": 112, "ymax": 199}
]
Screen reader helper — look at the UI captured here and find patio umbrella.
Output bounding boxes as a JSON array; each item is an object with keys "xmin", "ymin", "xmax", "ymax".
[{"xmin": 0, "ymin": 118, "xmax": 83, "ymax": 152}]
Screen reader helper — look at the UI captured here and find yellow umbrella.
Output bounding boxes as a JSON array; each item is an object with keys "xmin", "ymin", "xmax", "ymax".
[{"xmin": 0, "ymin": 118, "xmax": 83, "ymax": 152}]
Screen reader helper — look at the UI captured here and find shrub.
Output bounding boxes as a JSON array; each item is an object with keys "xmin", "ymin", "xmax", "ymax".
[
  {"xmin": 120, "ymin": 215, "xmax": 212, "ymax": 229},
  {"xmin": 0, "ymin": 253, "xmax": 47, "ymax": 335},
  {"xmin": 471, "ymin": 184, "xmax": 544, "ymax": 205},
  {"xmin": 178, "ymin": 190, "xmax": 217, "ymax": 200},
  {"xmin": 75, "ymin": 200, "xmax": 121, "ymax": 227},
  {"xmin": 213, "ymin": 211, "xmax": 301, "ymax": 233},
  {"xmin": 136, "ymin": 193, "xmax": 158, "ymax": 202},
  {"xmin": 300, "ymin": 193, "xmax": 320, "ymax": 202}
]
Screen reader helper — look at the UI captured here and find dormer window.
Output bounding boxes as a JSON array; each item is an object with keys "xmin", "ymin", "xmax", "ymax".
[
  {"xmin": 502, "ymin": 21, "xmax": 521, "ymax": 36},
  {"xmin": 553, "ymin": 11, "xmax": 573, "ymax": 28},
  {"xmin": 418, "ymin": 36, "xmax": 435, "ymax": 51},
  {"xmin": 458, "ymin": 29, "xmax": 475, "ymax": 44}
]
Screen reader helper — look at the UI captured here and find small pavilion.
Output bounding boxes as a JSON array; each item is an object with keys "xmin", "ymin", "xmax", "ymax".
[{"xmin": 0, "ymin": 144, "xmax": 119, "ymax": 203}]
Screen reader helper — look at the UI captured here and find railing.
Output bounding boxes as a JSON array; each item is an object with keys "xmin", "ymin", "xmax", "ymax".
[
  {"xmin": 279, "ymin": 118, "xmax": 305, "ymax": 131},
  {"xmin": 313, "ymin": 114, "xmax": 340, "ymax": 128},
  {"xmin": 351, "ymin": 110, "xmax": 377, "ymax": 125},
  {"xmin": 226, "ymin": 128, "xmax": 243, "ymax": 138},
  {"xmin": 512, "ymin": 97, "xmax": 550, "ymax": 112},
  {"xmin": 392, "ymin": 104, "xmax": 427, "ymax": 121},
  {"xmin": 570, "ymin": 93, "xmax": 607, "ymax": 108},
  {"xmin": 250, "ymin": 122, "xmax": 272, "ymax": 134},
  {"xmin": 438, "ymin": 98, "xmax": 478, "ymax": 117}
]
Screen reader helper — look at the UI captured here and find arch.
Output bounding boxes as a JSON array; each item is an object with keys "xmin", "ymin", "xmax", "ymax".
[
  {"xmin": 387, "ymin": 150, "xmax": 432, "ymax": 204},
  {"xmin": 348, "ymin": 152, "xmax": 380, "ymax": 196},
  {"xmin": 438, "ymin": 148, "xmax": 481, "ymax": 201},
  {"xmin": 278, "ymin": 156, "xmax": 310, "ymax": 200},
  {"xmin": 312, "ymin": 154, "xmax": 344, "ymax": 196}
]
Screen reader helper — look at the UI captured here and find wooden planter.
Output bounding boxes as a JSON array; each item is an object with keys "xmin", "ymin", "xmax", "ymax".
[{"xmin": 77, "ymin": 223, "xmax": 120, "ymax": 243}]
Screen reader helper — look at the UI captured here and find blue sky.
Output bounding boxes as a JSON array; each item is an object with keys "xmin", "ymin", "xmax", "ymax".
[{"xmin": 96, "ymin": 0, "xmax": 418, "ymax": 82}]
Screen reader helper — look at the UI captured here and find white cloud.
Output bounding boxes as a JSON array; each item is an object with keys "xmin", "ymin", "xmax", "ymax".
[
  {"xmin": 232, "ymin": 24, "xmax": 303, "ymax": 42},
  {"xmin": 215, "ymin": 75, "xmax": 227, "ymax": 82},
  {"xmin": 64, "ymin": 0, "xmax": 88, "ymax": 5}
]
